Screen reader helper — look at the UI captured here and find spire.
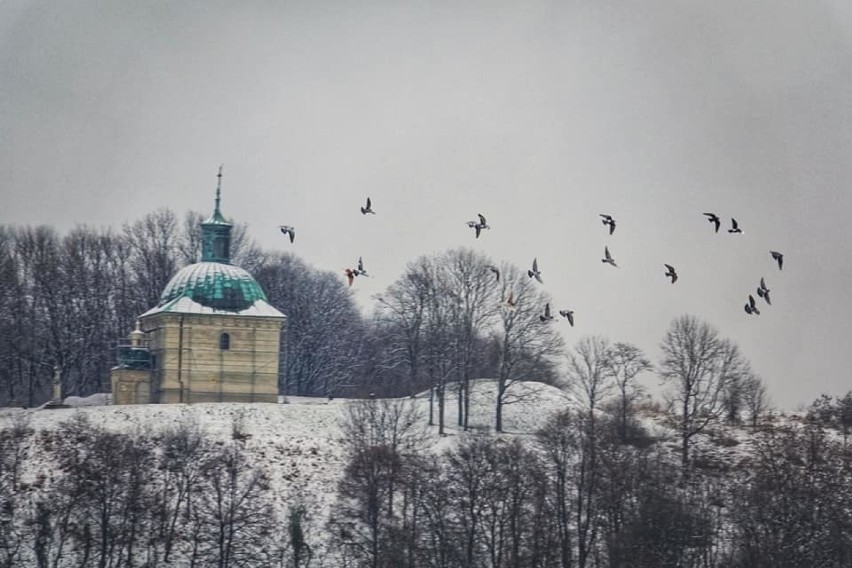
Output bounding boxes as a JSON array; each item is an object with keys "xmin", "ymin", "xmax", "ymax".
[
  {"xmin": 215, "ymin": 164, "xmax": 223, "ymax": 217},
  {"xmin": 205, "ymin": 164, "xmax": 229, "ymax": 225},
  {"xmin": 201, "ymin": 165, "xmax": 232, "ymax": 263}
]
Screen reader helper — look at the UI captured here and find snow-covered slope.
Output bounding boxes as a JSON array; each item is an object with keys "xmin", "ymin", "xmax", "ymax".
[
  {"xmin": 0, "ymin": 380, "xmax": 576, "ymax": 520},
  {"xmin": 0, "ymin": 379, "xmax": 803, "ymax": 532}
]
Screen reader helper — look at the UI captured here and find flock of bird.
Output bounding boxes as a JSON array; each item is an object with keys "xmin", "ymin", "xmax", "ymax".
[
  {"xmin": 278, "ymin": 198, "xmax": 786, "ymax": 328},
  {"xmin": 696, "ymin": 213, "xmax": 785, "ymax": 316}
]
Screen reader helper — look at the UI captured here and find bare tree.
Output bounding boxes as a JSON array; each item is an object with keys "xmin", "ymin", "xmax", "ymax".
[
  {"xmin": 55, "ymin": 228, "xmax": 123, "ymax": 396},
  {"xmin": 0, "ymin": 416, "xmax": 32, "ymax": 568},
  {"xmin": 441, "ymin": 249, "xmax": 500, "ymax": 430},
  {"xmin": 0, "ymin": 227, "xmax": 24, "ymax": 405},
  {"xmin": 152, "ymin": 418, "xmax": 211, "ymax": 564},
  {"xmin": 727, "ymin": 420, "xmax": 852, "ymax": 567},
  {"xmin": 333, "ymin": 398, "xmax": 428, "ymax": 568},
  {"xmin": 492, "ymin": 264, "xmax": 563, "ymax": 433},
  {"xmin": 340, "ymin": 398, "xmax": 428, "ymax": 459},
  {"xmin": 256, "ymin": 253, "xmax": 366, "ymax": 397},
  {"xmin": 480, "ymin": 438, "xmax": 546, "ymax": 567},
  {"xmin": 37, "ymin": 414, "xmax": 156, "ymax": 568},
  {"xmin": 12, "ymin": 226, "xmax": 110, "ymax": 398},
  {"xmin": 659, "ymin": 315, "xmax": 750, "ymax": 473},
  {"xmin": 604, "ymin": 342, "xmax": 652, "ymax": 443},
  {"xmin": 443, "ymin": 434, "xmax": 499, "ymax": 566},
  {"xmin": 374, "ymin": 249, "xmax": 501, "ymax": 432},
  {"xmin": 835, "ymin": 391, "xmax": 852, "ymax": 452},
  {"xmin": 722, "ymin": 373, "xmax": 746, "ymax": 425},
  {"xmin": 379, "ymin": 254, "xmax": 457, "ymax": 435},
  {"xmin": 123, "ymin": 208, "xmax": 181, "ymax": 307},
  {"xmin": 333, "ymin": 444, "xmax": 403, "ymax": 568},
  {"xmin": 423, "ymin": 260, "xmax": 455, "ymax": 436},
  {"xmin": 192, "ymin": 443, "xmax": 276, "ymax": 568},
  {"xmin": 537, "ymin": 410, "xmax": 587, "ymax": 568},
  {"xmin": 374, "ymin": 258, "xmax": 433, "ymax": 396},
  {"xmin": 566, "ymin": 336, "xmax": 614, "ymax": 418},
  {"xmin": 741, "ymin": 373, "xmax": 770, "ymax": 429}
]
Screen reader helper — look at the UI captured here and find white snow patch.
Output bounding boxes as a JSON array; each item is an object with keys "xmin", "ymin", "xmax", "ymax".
[{"xmin": 63, "ymin": 393, "xmax": 112, "ymax": 407}]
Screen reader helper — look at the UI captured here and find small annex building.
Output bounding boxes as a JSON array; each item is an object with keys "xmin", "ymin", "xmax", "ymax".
[{"xmin": 111, "ymin": 170, "xmax": 285, "ymax": 404}]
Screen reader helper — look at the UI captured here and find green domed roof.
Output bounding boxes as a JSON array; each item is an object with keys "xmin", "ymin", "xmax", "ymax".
[{"xmin": 159, "ymin": 262, "xmax": 268, "ymax": 312}]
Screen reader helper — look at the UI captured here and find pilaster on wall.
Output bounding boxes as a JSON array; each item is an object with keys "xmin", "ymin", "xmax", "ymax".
[{"xmin": 111, "ymin": 369, "xmax": 152, "ymax": 405}]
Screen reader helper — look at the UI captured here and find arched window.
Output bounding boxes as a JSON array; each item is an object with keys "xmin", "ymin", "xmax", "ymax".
[{"xmin": 219, "ymin": 332, "xmax": 230, "ymax": 351}]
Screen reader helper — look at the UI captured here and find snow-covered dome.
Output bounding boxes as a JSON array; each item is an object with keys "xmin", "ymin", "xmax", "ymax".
[{"xmin": 158, "ymin": 262, "xmax": 268, "ymax": 312}]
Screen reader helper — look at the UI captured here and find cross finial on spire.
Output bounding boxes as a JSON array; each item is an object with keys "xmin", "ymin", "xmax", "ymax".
[{"xmin": 215, "ymin": 164, "xmax": 223, "ymax": 215}]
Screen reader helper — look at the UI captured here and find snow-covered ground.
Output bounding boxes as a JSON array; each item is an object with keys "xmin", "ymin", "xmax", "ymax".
[
  {"xmin": 0, "ymin": 379, "xmax": 578, "ymax": 523},
  {"xmin": 0, "ymin": 379, "xmax": 806, "ymax": 534}
]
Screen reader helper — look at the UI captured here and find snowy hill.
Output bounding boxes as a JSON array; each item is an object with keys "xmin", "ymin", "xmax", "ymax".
[
  {"xmin": 0, "ymin": 378, "xmax": 793, "ymax": 509},
  {"xmin": 0, "ymin": 380, "xmax": 576, "ymax": 521},
  {"xmin": 2, "ymin": 379, "xmax": 834, "ymax": 567}
]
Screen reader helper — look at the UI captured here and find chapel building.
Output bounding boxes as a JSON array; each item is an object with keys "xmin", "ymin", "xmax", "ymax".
[{"xmin": 110, "ymin": 170, "xmax": 285, "ymax": 404}]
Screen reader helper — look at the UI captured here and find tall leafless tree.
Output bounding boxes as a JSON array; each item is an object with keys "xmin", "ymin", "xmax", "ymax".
[
  {"xmin": 605, "ymin": 342, "xmax": 652, "ymax": 443},
  {"xmin": 374, "ymin": 258, "xmax": 433, "ymax": 396},
  {"xmin": 441, "ymin": 249, "xmax": 499, "ymax": 430},
  {"xmin": 659, "ymin": 315, "xmax": 750, "ymax": 474},
  {"xmin": 727, "ymin": 418, "xmax": 852, "ymax": 567},
  {"xmin": 152, "ymin": 418, "xmax": 211, "ymax": 564},
  {"xmin": 0, "ymin": 416, "xmax": 32, "ymax": 568},
  {"xmin": 256, "ymin": 253, "xmax": 366, "ymax": 397},
  {"xmin": 376, "ymin": 251, "xmax": 492, "ymax": 435},
  {"xmin": 192, "ymin": 443, "xmax": 276, "ymax": 568},
  {"xmin": 536, "ymin": 413, "xmax": 567, "ymax": 568},
  {"xmin": 492, "ymin": 264, "xmax": 563, "ymax": 433},
  {"xmin": 123, "ymin": 208, "xmax": 181, "ymax": 308},
  {"xmin": 566, "ymin": 336, "xmax": 614, "ymax": 417},
  {"xmin": 741, "ymin": 373, "xmax": 770, "ymax": 429}
]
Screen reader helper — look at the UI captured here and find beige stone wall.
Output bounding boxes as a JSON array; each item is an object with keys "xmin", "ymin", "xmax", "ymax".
[
  {"xmin": 111, "ymin": 368, "xmax": 152, "ymax": 405},
  {"xmin": 140, "ymin": 312, "xmax": 283, "ymax": 404}
]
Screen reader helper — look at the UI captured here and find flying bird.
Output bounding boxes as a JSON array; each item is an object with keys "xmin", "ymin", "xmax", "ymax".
[
  {"xmin": 757, "ymin": 277, "xmax": 771, "ymax": 305},
  {"xmin": 559, "ymin": 309, "xmax": 575, "ymax": 327},
  {"xmin": 505, "ymin": 290, "xmax": 517, "ymax": 308},
  {"xmin": 467, "ymin": 213, "xmax": 490, "ymax": 238},
  {"xmin": 703, "ymin": 213, "xmax": 721, "ymax": 233},
  {"xmin": 278, "ymin": 225, "xmax": 295, "ymax": 243},
  {"xmin": 600, "ymin": 214, "xmax": 616, "ymax": 235},
  {"xmin": 746, "ymin": 294, "xmax": 760, "ymax": 315},
  {"xmin": 486, "ymin": 265, "xmax": 500, "ymax": 282},
  {"xmin": 602, "ymin": 246, "xmax": 618, "ymax": 267},
  {"xmin": 344, "ymin": 268, "xmax": 357, "ymax": 287},
  {"xmin": 360, "ymin": 197, "xmax": 375, "ymax": 215},
  {"xmin": 771, "ymin": 250, "xmax": 784, "ymax": 270},
  {"xmin": 527, "ymin": 258, "xmax": 543, "ymax": 283},
  {"xmin": 539, "ymin": 303, "xmax": 554, "ymax": 322},
  {"xmin": 664, "ymin": 264, "xmax": 678, "ymax": 284},
  {"xmin": 728, "ymin": 218, "xmax": 742, "ymax": 234},
  {"xmin": 356, "ymin": 257, "xmax": 369, "ymax": 277}
]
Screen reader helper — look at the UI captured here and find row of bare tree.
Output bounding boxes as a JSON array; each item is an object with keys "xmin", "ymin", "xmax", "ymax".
[
  {"xmin": 330, "ymin": 396, "xmax": 852, "ymax": 568},
  {"xmin": 0, "ymin": 212, "xmax": 565, "ymax": 415},
  {"xmin": 1, "ymin": 388, "xmax": 850, "ymax": 567},
  {"xmin": 0, "ymin": 413, "xmax": 303, "ymax": 568},
  {"xmin": 0, "ymin": 210, "xmax": 263, "ymax": 405},
  {"xmin": 371, "ymin": 249, "xmax": 563, "ymax": 434}
]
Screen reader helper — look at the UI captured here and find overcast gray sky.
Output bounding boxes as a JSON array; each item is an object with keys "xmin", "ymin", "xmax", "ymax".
[{"xmin": 2, "ymin": 1, "xmax": 851, "ymax": 410}]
